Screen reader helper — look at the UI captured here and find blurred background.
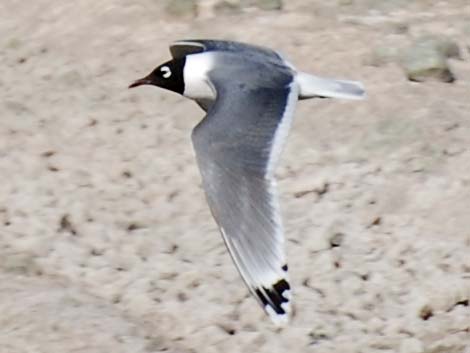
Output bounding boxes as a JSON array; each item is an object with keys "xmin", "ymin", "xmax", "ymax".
[{"xmin": 0, "ymin": 1, "xmax": 469, "ymax": 352}]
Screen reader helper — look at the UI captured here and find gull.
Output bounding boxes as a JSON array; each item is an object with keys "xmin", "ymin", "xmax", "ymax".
[{"xmin": 129, "ymin": 39, "xmax": 365, "ymax": 325}]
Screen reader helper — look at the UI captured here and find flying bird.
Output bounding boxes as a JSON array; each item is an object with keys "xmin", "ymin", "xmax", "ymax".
[{"xmin": 129, "ymin": 39, "xmax": 365, "ymax": 325}]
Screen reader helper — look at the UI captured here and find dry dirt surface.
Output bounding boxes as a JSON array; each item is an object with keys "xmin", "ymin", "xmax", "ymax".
[{"xmin": 1, "ymin": 1, "xmax": 469, "ymax": 352}]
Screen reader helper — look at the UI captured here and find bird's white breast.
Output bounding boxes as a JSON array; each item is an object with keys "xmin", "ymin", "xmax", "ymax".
[{"xmin": 183, "ymin": 53, "xmax": 216, "ymax": 100}]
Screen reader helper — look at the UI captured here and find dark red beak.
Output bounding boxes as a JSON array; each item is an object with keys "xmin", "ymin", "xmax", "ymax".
[{"xmin": 128, "ymin": 76, "xmax": 152, "ymax": 89}]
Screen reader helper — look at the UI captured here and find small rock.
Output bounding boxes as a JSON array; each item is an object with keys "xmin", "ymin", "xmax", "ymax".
[
  {"xmin": 386, "ymin": 21, "xmax": 409, "ymax": 35},
  {"xmin": 214, "ymin": 1, "xmax": 242, "ymax": 15},
  {"xmin": 241, "ymin": 0, "xmax": 282, "ymax": 11},
  {"xmin": 418, "ymin": 304, "xmax": 434, "ymax": 320},
  {"xmin": 329, "ymin": 232, "xmax": 345, "ymax": 248},
  {"xmin": 416, "ymin": 35, "xmax": 461, "ymax": 60},
  {"xmin": 144, "ymin": 336, "xmax": 168, "ymax": 352},
  {"xmin": 368, "ymin": 216, "xmax": 382, "ymax": 227},
  {"xmin": 5, "ymin": 38, "xmax": 22, "ymax": 50},
  {"xmin": 1, "ymin": 253, "xmax": 42, "ymax": 276},
  {"xmin": 308, "ymin": 331, "xmax": 330, "ymax": 345},
  {"xmin": 401, "ymin": 38, "xmax": 455, "ymax": 83},
  {"xmin": 4, "ymin": 100, "xmax": 31, "ymax": 115},
  {"xmin": 165, "ymin": 0, "xmax": 198, "ymax": 18},
  {"xmin": 59, "ymin": 214, "xmax": 78, "ymax": 235},
  {"xmin": 366, "ymin": 0, "xmax": 409, "ymax": 12}
]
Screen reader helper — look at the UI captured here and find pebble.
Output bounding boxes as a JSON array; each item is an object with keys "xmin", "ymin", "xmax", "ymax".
[
  {"xmin": 401, "ymin": 36, "xmax": 457, "ymax": 83},
  {"xmin": 241, "ymin": 0, "xmax": 283, "ymax": 11},
  {"xmin": 165, "ymin": 0, "xmax": 198, "ymax": 18},
  {"xmin": 214, "ymin": 1, "xmax": 242, "ymax": 15}
]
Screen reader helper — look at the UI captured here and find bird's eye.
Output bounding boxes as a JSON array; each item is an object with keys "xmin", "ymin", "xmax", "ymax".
[{"xmin": 160, "ymin": 66, "xmax": 172, "ymax": 78}]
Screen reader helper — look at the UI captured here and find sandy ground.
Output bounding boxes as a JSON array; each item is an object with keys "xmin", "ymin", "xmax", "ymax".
[{"xmin": 1, "ymin": 0, "xmax": 469, "ymax": 352}]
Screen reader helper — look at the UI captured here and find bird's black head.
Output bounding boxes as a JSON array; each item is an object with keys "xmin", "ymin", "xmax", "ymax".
[{"xmin": 129, "ymin": 57, "xmax": 185, "ymax": 95}]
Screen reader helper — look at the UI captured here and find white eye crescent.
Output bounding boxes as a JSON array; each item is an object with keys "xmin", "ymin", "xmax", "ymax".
[{"xmin": 161, "ymin": 66, "xmax": 171, "ymax": 78}]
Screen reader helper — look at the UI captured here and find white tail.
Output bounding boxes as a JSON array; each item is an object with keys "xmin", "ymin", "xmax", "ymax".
[{"xmin": 296, "ymin": 72, "xmax": 365, "ymax": 100}]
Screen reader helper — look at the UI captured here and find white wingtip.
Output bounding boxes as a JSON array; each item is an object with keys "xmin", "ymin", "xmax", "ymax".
[
  {"xmin": 296, "ymin": 72, "xmax": 366, "ymax": 100},
  {"xmin": 266, "ymin": 304, "xmax": 290, "ymax": 327}
]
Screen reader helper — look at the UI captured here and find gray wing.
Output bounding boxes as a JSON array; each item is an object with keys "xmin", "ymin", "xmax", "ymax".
[{"xmin": 191, "ymin": 55, "xmax": 297, "ymax": 325}]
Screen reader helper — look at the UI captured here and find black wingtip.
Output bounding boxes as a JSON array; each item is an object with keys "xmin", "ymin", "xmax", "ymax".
[{"xmin": 254, "ymin": 277, "xmax": 291, "ymax": 325}]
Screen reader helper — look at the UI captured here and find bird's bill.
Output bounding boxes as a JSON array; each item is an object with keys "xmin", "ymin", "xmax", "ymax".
[{"xmin": 128, "ymin": 75, "xmax": 152, "ymax": 88}]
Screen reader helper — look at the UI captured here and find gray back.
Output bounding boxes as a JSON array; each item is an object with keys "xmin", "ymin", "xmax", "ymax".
[{"xmin": 170, "ymin": 39, "xmax": 285, "ymax": 66}]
